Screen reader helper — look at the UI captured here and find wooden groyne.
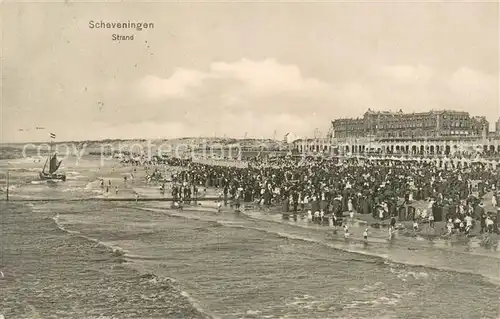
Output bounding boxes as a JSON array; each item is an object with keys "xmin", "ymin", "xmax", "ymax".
[{"xmin": 3, "ymin": 197, "xmax": 221, "ymax": 202}]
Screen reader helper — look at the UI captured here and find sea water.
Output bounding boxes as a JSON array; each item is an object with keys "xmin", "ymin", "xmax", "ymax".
[{"xmin": 1, "ymin": 156, "xmax": 499, "ymax": 319}]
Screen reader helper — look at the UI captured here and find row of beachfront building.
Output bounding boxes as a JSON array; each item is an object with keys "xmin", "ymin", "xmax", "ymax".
[{"xmin": 292, "ymin": 109, "xmax": 500, "ymax": 157}]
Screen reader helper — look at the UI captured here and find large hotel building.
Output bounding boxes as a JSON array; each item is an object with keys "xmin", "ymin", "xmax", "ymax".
[{"xmin": 293, "ymin": 109, "xmax": 500, "ymax": 156}]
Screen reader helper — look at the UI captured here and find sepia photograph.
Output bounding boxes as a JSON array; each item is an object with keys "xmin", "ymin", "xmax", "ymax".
[{"xmin": 1, "ymin": 1, "xmax": 499, "ymax": 318}]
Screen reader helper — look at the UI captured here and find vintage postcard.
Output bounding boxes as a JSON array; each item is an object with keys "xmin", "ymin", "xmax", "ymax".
[{"xmin": 1, "ymin": 1, "xmax": 499, "ymax": 318}]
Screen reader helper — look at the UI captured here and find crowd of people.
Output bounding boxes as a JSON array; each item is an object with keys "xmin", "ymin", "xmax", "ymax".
[
  {"xmin": 117, "ymin": 152, "xmax": 500, "ymax": 235},
  {"xmin": 173, "ymin": 156, "xmax": 499, "ymax": 233}
]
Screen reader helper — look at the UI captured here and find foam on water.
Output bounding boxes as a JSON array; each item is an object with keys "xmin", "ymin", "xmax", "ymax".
[
  {"xmin": 43, "ymin": 201, "xmax": 500, "ymax": 319},
  {"xmin": 6, "ymin": 158, "xmax": 38, "ymax": 165},
  {"xmin": 51, "ymin": 212, "xmax": 216, "ymax": 319},
  {"xmin": 8, "ymin": 153, "xmax": 496, "ymax": 319},
  {"xmin": 239, "ymin": 209, "xmax": 500, "ymax": 280},
  {"xmin": 52, "ymin": 213, "xmax": 129, "ymax": 257},
  {"xmin": 0, "ymin": 184, "xmax": 17, "ymax": 191},
  {"xmin": 136, "ymin": 205, "xmax": 500, "ymax": 286},
  {"xmin": 180, "ymin": 291, "xmax": 222, "ymax": 319},
  {"xmin": 7, "ymin": 167, "xmax": 40, "ymax": 172}
]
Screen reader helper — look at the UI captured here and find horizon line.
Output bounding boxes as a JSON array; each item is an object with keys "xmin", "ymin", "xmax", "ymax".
[{"xmin": 0, "ymin": 136, "xmax": 292, "ymax": 146}]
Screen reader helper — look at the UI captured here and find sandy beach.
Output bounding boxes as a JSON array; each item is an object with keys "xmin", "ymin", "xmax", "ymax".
[{"xmin": 1, "ymin": 156, "xmax": 499, "ymax": 318}]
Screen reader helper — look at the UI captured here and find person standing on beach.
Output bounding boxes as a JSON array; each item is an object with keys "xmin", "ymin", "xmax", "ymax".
[
  {"xmin": 348, "ymin": 199, "xmax": 353, "ymax": 217},
  {"xmin": 465, "ymin": 214, "xmax": 473, "ymax": 232},
  {"xmin": 413, "ymin": 220, "xmax": 419, "ymax": 232},
  {"xmin": 390, "ymin": 216, "xmax": 396, "ymax": 229},
  {"xmin": 388, "ymin": 226, "xmax": 394, "ymax": 241},
  {"xmin": 235, "ymin": 193, "xmax": 241, "ymax": 211},
  {"xmin": 298, "ymin": 193, "xmax": 304, "ymax": 211},
  {"xmin": 429, "ymin": 213, "xmax": 434, "ymax": 228},
  {"xmin": 303, "ymin": 195, "xmax": 309, "ymax": 212},
  {"xmin": 480, "ymin": 212, "xmax": 487, "ymax": 233},
  {"xmin": 343, "ymin": 224, "xmax": 350, "ymax": 240},
  {"xmin": 453, "ymin": 216, "xmax": 461, "ymax": 230},
  {"xmin": 486, "ymin": 215, "xmax": 494, "ymax": 233},
  {"xmin": 363, "ymin": 228, "xmax": 368, "ymax": 243},
  {"xmin": 459, "ymin": 220, "xmax": 465, "ymax": 233},
  {"xmin": 332, "ymin": 213, "xmax": 338, "ymax": 227},
  {"xmin": 446, "ymin": 219, "xmax": 453, "ymax": 235}
]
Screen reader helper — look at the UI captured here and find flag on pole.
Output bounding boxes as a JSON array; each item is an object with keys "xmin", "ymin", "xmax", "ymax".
[{"xmin": 49, "ymin": 133, "xmax": 56, "ymax": 139}]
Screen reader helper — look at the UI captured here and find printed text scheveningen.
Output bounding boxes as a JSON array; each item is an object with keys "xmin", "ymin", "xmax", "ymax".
[{"xmin": 88, "ymin": 20, "xmax": 154, "ymax": 31}]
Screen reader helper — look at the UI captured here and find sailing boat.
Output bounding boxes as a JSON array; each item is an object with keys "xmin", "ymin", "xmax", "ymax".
[{"xmin": 39, "ymin": 136, "xmax": 66, "ymax": 181}]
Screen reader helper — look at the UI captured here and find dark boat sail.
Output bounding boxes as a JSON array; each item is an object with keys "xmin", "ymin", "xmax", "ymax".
[{"xmin": 39, "ymin": 139, "xmax": 66, "ymax": 181}]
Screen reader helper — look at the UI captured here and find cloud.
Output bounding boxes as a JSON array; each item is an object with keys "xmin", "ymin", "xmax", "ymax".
[
  {"xmin": 139, "ymin": 69, "xmax": 208, "ymax": 100},
  {"xmin": 350, "ymin": 65, "xmax": 499, "ymax": 121},
  {"xmin": 210, "ymin": 59, "xmax": 329, "ymax": 95},
  {"xmin": 330, "ymin": 82, "xmax": 378, "ymax": 114},
  {"xmin": 446, "ymin": 68, "xmax": 499, "ymax": 127},
  {"xmin": 134, "ymin": 62, "xmax": 451, "ymax": 121},
  {"xmin": 378, "ymin": 65, "xmax": 435, "ymax": 83},
  {"xmin": 196, "ymin": 111, "xmax": 327, "ymax": 140},
  {"xmin": 9, "ymin": 59, "xmax": 496, "ymax": 142},
  {"xmin": 448, "ymin": 67, "xmax": 497, "ymax": 99},
  {"xmin": 61, "ymin": 121, "xmax": 192, "ymax": 141},
  {"xmin": 97, "ymin": 61, "xmax": 496, "ymax": 142},
  {"xmin": 136, "ymin": 58, "xmax": 330, "ymax": 101}
]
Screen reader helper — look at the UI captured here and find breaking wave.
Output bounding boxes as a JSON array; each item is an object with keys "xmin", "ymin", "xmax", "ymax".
[
  {"xmin": 51, "ymin": 213, "xmax": 215, "ymax": 319},
  {"xmin": 134, "ymin": 206, "xmax": 500, "ymax": 287}
]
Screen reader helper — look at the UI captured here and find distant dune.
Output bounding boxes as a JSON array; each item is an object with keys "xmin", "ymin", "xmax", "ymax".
[
  {"xmin": 0, "ymin": 146, "xmax": 40, "ymax": 160},
  {"xmin": 1, "ymin": 137, "xmax": 287, "ymax": 158},
  {"xmin": 2, "ymin": 137, "xmax": 279, "ymax": 146}
]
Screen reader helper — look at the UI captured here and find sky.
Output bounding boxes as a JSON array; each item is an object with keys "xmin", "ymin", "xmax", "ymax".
[{"xmin": 2, "ymin": 1, "xmax": 499, "ymax": 142}]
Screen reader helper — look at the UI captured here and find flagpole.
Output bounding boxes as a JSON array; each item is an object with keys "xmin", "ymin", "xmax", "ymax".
[
  {"xmin": 49, "ymin": 132, "xmax": 56, "ymax": 157},
  {"xmin": 6, "ymin": 169, "xmax": 9, "ymax": 201},
  {"xmin": 49, "ymin": 133, "xmax": 53, "ymax": 156}
]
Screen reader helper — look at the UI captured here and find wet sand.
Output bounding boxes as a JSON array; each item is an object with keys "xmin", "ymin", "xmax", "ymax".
[{"xmin": 2, "ymin": 157, "xmax": 500, "ymax": 318}]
